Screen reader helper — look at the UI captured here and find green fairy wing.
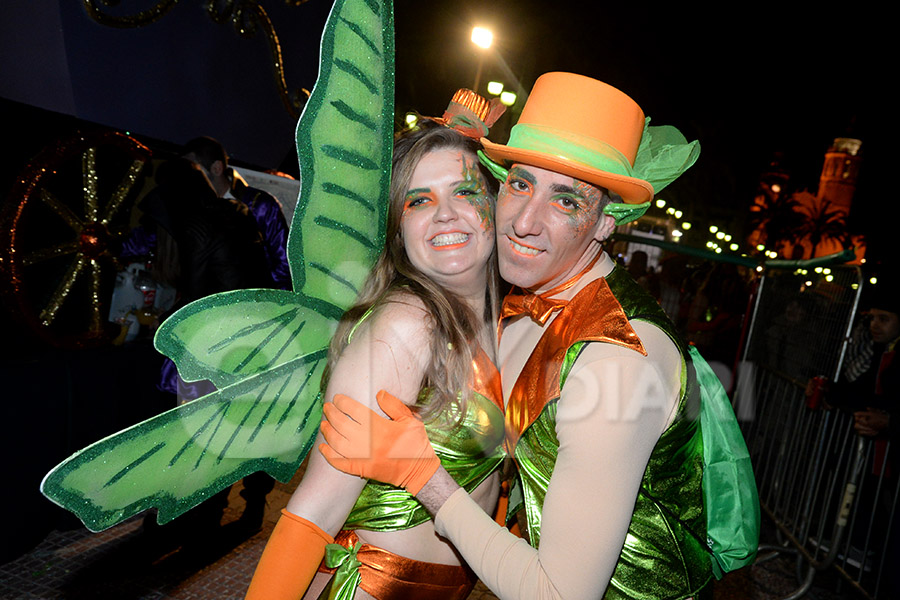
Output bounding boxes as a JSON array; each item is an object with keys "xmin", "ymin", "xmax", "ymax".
[
  {"xmin": 289, "ymin": 0, "xmax": 394, "ymax": 316},
  {"xmin": 41, "ymin": 0, "xmax": 395, "ymax": 532},
  {"xmin": 42, "ymin": 290, "xmax": 333, "ymax": 532}
]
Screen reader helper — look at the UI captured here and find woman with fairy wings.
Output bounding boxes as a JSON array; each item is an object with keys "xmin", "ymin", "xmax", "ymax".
[
  {"xmin": 38, "ymin": 5, "xmax": 510, "ymax": 596},
  {"xmin": 246, "ymin": 90, "xmax": 509, "ymax": 600}
]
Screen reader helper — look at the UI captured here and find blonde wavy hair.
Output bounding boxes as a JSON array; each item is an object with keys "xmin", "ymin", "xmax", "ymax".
[{"xmin": 323, "ymin": 122, "xmax": 500, "ymax": 421}]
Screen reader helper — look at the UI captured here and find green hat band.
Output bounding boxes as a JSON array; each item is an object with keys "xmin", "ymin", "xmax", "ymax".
[
  {"xmin": 505, "ymin": 123, "xmax": 636, "ymax": 179},
  {"xmin": 480, "ymin": 118, "xmax": 700, "ymax": 227}
]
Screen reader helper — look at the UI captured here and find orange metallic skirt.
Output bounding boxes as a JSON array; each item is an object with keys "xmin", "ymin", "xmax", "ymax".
[{"xmin": 317, "ymin": 530, "xmax": 476, "ymax": 600}]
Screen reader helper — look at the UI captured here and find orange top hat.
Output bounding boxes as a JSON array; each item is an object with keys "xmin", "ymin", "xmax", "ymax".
[{"xmin": 481, "ymin": 73, "xmax": 655, "ymax": 205}]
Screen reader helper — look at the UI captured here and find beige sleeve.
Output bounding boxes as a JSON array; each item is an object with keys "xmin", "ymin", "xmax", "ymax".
[{"xmin": 435, "ymin": 322, "xmax": 681, "ymax": 599}]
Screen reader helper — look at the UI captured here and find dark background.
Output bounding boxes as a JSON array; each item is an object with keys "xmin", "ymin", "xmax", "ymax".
[
  {"xmin": 0, "ymin": 0, "xmax": 888, "ymax": 564},
  {"xmin": 1, "ymin": 1, "xmax": 887, "ymax": 257}
]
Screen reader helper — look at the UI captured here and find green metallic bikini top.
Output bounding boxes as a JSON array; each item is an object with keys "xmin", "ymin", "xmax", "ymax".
[
  {"xmin": 343, "ymin": 347, "xmax": 506, "ymax": 531},
  {"xmin": 511, "ymin": 266, "xmax": 711, "ymax": 600}
]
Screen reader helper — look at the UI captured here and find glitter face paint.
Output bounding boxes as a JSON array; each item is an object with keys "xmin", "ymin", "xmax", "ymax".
[
  {"xmin": 496, "ymin": 163, "xmax": 611, "ymax": 292},
  {"xmin": 400, "ymin": 149, "xmax": 495, "ymax": 293},
  {"xmin": 567, "ymin": 179, "xmax": 605, "ymax": 238},
  {"xmin": 459, "ymin": 154, "xmax": 494, "ymax": 230},
  {"xmin": 402, "ymin": 154, "xmax": 493, "ymax": 231}
]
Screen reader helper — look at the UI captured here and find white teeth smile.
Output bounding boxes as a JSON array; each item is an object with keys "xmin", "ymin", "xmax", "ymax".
[
  {"xmin": 510, "ymin": 239, "xmax": 541, "ymax": 256},
  {"xmin": 431, "ymin": 233, "xmax": 469, "ymax": 247}
]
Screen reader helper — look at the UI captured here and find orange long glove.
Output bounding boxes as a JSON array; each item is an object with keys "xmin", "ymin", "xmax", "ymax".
[
  {"xmin": 319, "ymin": 390, "xmax": 441, "ymax": 495},
  {"xmin": 245, "ymin": 509, "xmax": 333, "ymax": 599}
]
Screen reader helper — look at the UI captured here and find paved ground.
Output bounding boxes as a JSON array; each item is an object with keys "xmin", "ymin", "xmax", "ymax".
[{"xmin": 1, "ymin": 468, "xmax": 857, "ymax": 600}]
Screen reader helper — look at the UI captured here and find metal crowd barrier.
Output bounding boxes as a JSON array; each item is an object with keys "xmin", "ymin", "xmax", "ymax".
[{"xmin": 734, "ymin": 266, "xmax": 897, "ymax": 599}]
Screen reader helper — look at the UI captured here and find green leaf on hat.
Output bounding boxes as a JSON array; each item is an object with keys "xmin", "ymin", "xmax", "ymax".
[{"xmin": 632, "ymin": 118, "xmax": 701, "ymax": 195}]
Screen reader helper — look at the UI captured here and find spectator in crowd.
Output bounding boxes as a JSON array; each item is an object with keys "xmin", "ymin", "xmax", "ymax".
[
  {"xmin": 687, "ymin": 262, "xmax": 748, "ymax": 388},
  {"xmin": 182, "ymin": 136, "xmax": 291, "ymax": 290},
  {"xmin": 138, "ymin": 158, "xmax": 276, "ymax": 549},
  {"xmin": 828, "ymin": 280, "xmax": 899, "ymax": 426},
  {"xmin": 850, "ymin": 294, "xmax": 899, "ymax": 438},
  {"xmin": 120, "ymin": 141, "xmax": 290, "ymax": 539},
  {"xmin": 824, "ymin": 278, "xmax": 899, "ymax": 582}
]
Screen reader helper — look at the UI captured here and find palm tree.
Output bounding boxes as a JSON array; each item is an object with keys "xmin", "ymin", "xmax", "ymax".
[
  {"xmin": 795, "ymin": 196, "xmax": 849, "ymax": 258},
  {"xmin": 748, "ymin": 190, "xmax": 805, "ymax": 254}
]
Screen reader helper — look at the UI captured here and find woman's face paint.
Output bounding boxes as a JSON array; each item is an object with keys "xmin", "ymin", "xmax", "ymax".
[
  {"xmin": 400, "ymin": 148, "xmax": 496, "ymax": 292},
  {"xmin": 459, "ymin": 154, "xmax": 494, "ymax": 230},
  {"xmin": 401, "ymin": 152, "xmax": 493, "ymax": 231}
]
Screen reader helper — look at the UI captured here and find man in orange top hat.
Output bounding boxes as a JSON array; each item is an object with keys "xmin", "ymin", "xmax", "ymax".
[{"xmin": 322, "ymin": 72, "xmax": 710, "ymax": 599}]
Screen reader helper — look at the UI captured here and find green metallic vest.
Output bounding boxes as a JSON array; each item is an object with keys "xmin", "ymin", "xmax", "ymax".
[
  {"xmin": 513, "ymin": 266, "xmax": 712, "ymax": 599},
  {"xmin": 344, "ymin": 384, "xmax": 506, "ymax": 531}
]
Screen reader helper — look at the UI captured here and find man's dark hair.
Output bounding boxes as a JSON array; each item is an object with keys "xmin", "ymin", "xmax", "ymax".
[{"xmin": 183, "ymin": 136, "xmax": 228, "ymax": 170}]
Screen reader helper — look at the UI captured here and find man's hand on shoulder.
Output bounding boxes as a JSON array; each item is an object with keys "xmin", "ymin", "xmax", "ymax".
[{"xmin": 319, "ymin": 390, "xmax": 441, "ymax": 496}]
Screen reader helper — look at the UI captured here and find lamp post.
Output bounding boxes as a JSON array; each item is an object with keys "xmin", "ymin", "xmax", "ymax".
[{"xmin": 471, "ymin": 26, "xmax": 493, "ymax": 93}]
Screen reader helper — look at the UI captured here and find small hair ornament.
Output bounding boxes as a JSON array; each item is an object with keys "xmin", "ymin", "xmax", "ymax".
[{"xmin": 430, "ymin": 89, "xmax": 506, "ymax": 139}]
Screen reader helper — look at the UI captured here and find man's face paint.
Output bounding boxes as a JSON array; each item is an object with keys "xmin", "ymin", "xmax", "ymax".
[{"xmin": 495, "ymin": 163, "xmax": 612, "ymax": 291}]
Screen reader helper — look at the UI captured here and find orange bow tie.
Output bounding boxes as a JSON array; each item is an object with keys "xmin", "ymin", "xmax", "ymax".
[
  {"xmin": 500, "ymin": 293, "xmax": 568, "ymax": 324},
  {"xmin": 499, "ymin": 253, "xmax": 603, "ymax": 325}
]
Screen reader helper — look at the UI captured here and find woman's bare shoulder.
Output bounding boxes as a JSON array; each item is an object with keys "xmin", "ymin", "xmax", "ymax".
[
  {"xmin": 356, "ymin": 289, "xmax": 434, "ymax": 347},
  {"xmin": 327, "ymin": 290, "xmax": 434, "ymax": 406}
]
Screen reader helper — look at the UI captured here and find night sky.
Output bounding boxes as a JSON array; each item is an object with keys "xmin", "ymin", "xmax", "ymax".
[
  {"xmin": 1, "ymin": 1, "xmax": 888, "ymax": 264},
  {"xmin": 392, "ymin": 1, "xmax": 887, "ymax": 264}
]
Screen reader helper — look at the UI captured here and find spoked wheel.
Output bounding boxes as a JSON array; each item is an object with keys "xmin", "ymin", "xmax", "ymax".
[{"xmin": 0, "ymin": 129, "xmax": 152, "ymax": 348}]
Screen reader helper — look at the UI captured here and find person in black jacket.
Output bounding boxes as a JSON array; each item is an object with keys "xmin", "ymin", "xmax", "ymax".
[
  {"xmin": 853, "ymin": 285, "xmax": 899, "ymax": 596},
  {"xmin": 183, "ymin": 136, "xmax": 291, "ymax": 290},
  {"xmin": 824, "ymin": 279, "xmax": 899, "ymax": 591},
  {"xmin": 141, "ymin": 159, "xmax": 275, "ymax": 550},
  {"xmin": 151, "ymin": 158, "xmax": 274, "ymax": 304}
]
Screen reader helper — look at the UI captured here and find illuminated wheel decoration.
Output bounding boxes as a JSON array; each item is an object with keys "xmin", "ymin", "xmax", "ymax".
[{"xmin": 0, "ymin": 130, "xmax": 151, "ymax": 348}]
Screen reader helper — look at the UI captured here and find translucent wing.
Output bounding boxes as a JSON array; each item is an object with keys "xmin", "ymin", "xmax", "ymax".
[
  {"xmin": 41, "ymin": 0, "xmax": 395, "ymax": 532},
  {"xmin": 42, "ymin": 349, "xmax": 326, "ymax": 532},
  {"xmin": 41, "ymin": 290, "xmax": 335, "ymax": 531},
  {"xmin": 288, "ymin": 0, "xmax": 394, "ymax": 317},
  {"xmin": 154, "ymin": 289, "xmax": 337, "ymax": 388}
]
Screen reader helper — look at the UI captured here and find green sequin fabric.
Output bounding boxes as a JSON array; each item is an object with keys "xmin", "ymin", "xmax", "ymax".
[
  {"xmin": 514, "ymin": 266, "xmax": 712, "ymax": 599},
  {"xmin": 344, "ymin": 388, "xmax": 506, "ymax": 531}
]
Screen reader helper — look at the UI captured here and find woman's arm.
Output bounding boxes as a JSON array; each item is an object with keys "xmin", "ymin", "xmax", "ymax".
[
  {"xmin": 247, "ymin": 296, "xmax": 432, "ymax": 599},
  {"xmin": 289, "ymin": 295, "xmax": 432, "ymax": 529}
]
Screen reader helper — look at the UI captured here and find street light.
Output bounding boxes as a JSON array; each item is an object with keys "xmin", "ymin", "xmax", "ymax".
[
  {"xmin": 471, "ymin": 27, "xmax": 493, "ymax": 48},
  {"xmin": 487, "ymin": 81, "xmax": 504, "ymax": 95},
  {"xmin": 471, "ymin": 26, "xmax": 493, "ymax": 92}
]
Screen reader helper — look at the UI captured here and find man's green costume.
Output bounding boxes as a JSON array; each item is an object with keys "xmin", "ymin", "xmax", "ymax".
[{"xmin": 508, "ymin": 266, "xmax": 711, "ymax": 599}]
